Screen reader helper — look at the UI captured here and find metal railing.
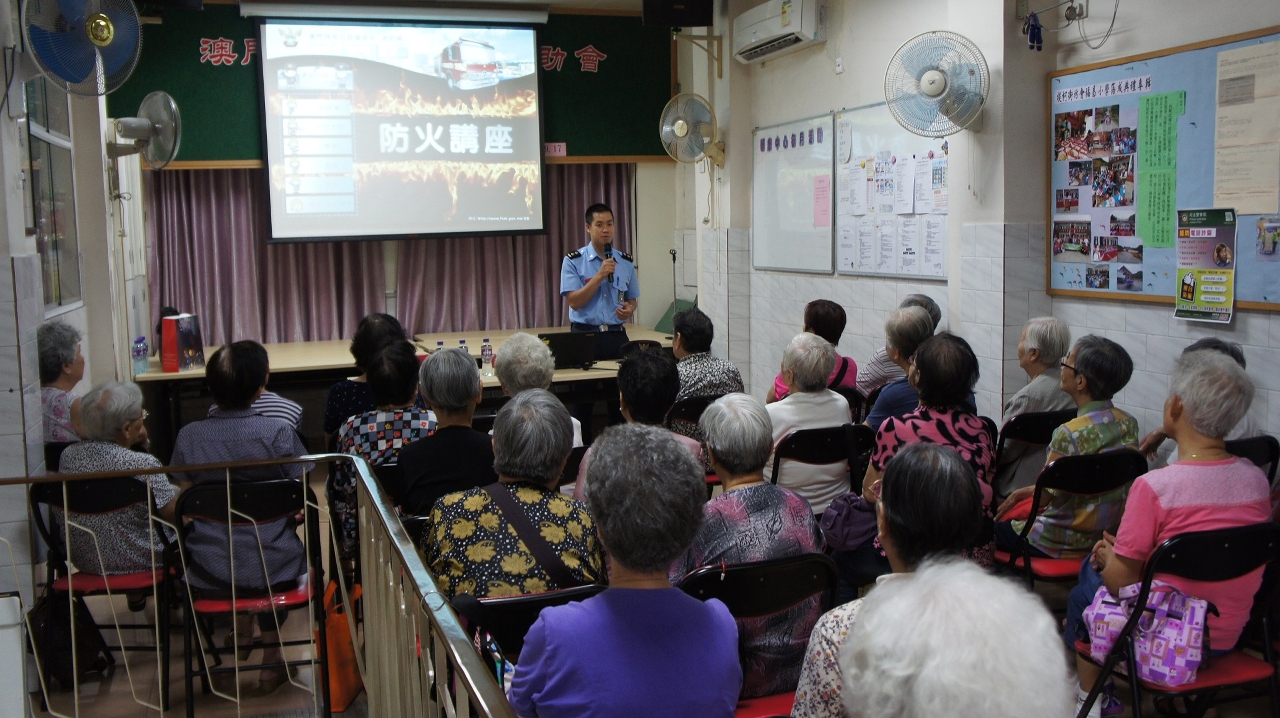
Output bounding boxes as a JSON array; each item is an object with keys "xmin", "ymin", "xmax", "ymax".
[{"xmin": 0, "ymin": 453, "xmax": 513, "ymax": 717}]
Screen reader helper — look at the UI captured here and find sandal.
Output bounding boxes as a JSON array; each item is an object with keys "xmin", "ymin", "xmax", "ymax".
[{"xmin": 254, "ymin": 664, "xmax": 298, "ymax": 695}]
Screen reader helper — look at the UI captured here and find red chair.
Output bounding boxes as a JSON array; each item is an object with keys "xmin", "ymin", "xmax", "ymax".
[
  {"xmin": 30, "ymin": 476, "xmax": 176, "ymax": 709},
  {"xmin": 677, "ymin": 553, "xmax": 838, "ymax": 718},
  {"xmin": 174, "ymin": 479, "xmax": 329, "ymax": 718},
  {"xmin": 1075, "ymin": 523, "xmax": 1280, "ymax": 718},
  {"xmin": 995, "ymin": 449, "xmax": 1147, "ymax": 590}
]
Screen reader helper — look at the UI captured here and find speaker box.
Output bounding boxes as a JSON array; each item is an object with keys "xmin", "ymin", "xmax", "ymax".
[{"xmin": 642, "ymin": 0, "xmax": 713, "ymax": 27}]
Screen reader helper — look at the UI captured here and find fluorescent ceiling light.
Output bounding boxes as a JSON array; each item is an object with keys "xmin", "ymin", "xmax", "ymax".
[{"xmin": 239, "ymin": 3, "xmax": 549, "ymax": 24}]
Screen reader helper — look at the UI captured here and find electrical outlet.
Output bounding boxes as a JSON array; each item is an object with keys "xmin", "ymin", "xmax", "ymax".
[
  {"xmin": 1066, "ymin": 0, "xmax": 1088, "ymax": 21},
  {"xmin": 835, "ymin": 57, "xmax": 844, "ymax": 74}
]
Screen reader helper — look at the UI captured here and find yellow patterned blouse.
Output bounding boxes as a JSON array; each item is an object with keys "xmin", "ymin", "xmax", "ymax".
[{"xmin": 421, "ymin": 481, "xmax": 605, "ymax": 598}]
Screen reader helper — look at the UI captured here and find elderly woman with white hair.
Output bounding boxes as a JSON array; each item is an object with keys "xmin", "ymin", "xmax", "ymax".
[
  {"xmin": 993, "ymin": 316, "xmax": 1075, "ymax": 500},
  {"xmin": 764, "ymin": 333, "xmax": 852, "ymax": 514},
  {"xmin": 670, "ymin": 393, "xmax": 824, "ymax": 699},
  {"xmin": 37, "ymin": 320, "xmax": 86, "ymax": 444},
  {"xmin": 494, "ymin": 331, "xmax": 582, "ymax": 446},
  {"xmin": 837, "ymin": 560, "xmax": 1073, "ymax": 718},
  {"xmin": 1067, "ymin": 350, "xmax": 1270, "ymax": 718},
  {"xmin": 398, "ymin": 347, "xmax": 497, "ymax": 515},
  {"xmin": 421, "ymin": 389, "xmax": 603, "ymax": 599},
  {"xmin": 509, "ymin": 423, "xmax": 742, "ymax": 717},
  {"xmin": 56, "ymin": 382, "xmax": 177, "ymax": 581}
]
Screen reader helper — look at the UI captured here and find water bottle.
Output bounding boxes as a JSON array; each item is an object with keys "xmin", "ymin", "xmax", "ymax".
[
  {"xmin": 131, "ymin": 336, "xmax": 149, "ymax": 376},
  {"xmin": 481, "ymin": 338, "xmax": 494, "ymax": 376},
  {"xmin": 435, "ymin": 341, "xmax": 444, "ymax": 353}
]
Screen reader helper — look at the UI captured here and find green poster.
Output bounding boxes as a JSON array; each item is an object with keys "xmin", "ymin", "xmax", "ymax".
[{"xmin": 1175, "ymin": 208, "xmax": 1236, "ymax": 323}]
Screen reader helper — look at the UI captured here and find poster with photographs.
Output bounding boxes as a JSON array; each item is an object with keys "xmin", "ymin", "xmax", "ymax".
[{"xmin": 1051, "ymin": 82, "xmax": 1153, "ymax": 295}]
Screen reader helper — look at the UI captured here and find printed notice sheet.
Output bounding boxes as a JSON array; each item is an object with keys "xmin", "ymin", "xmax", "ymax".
[{"xmin": 1214, "ymin": 41, "xmax": 1280, "ymax": 214}]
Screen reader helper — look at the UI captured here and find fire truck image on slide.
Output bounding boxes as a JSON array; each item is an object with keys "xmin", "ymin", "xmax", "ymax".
[{"xmin": 435, "ymin": 38, "xmax": 499, "ymax": 90}]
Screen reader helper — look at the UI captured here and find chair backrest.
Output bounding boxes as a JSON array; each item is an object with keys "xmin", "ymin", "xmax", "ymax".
[
  {"xmin": 676, "ymin": 553, "xmax": 839, "ymax": 618},
  {"xmin": 30, "ymin": 477, "xmax": 154, "ymax": 566},
  {"xmin": 1030, "ymin": 449, "xmax": 1148, "ymax": 509},
  {"xmin": 998, "ymin": 409, "xmax": 1077, "ymax": 448},
  {"xmin": 558, "ymin": 445, "xmax": 589, "ymax": 488},
  {"xmin": 619, "ymin": 339, "xmax": 662, "ymax": 358},
  {"xmin": 668, "ymin": 394, "xmax": 723, "ymax": 426},
  {"xmin": 401, "ymin": 515, "xmax": 431, "ymax": 547},
  {"xmin": 832, "ymin": 387, "xmax": 864, "ymax": 423},
  {"xmin": 175, "ymin": 479, "xmax": 308, "ymax": 525},
  {"xmin": 1145, "ymin": 523, "xmax": 1280, "ymax": 586},
  {"xmin": 43, "ymin": 442, "xmax": 76, "ymax": 473},
  {"xmin": 770, "ymin": 426, "xmax": 849, "ymax": 484},
  {"xmin": 472, "ymin": 413, "xmax": 497, "ymax": 436},
  {"xmin": 374, "ymin": 462, "xmax": 407, "ymax": 505},
  {"xmin": 1226, "ymin": 435, "xmax": 1280, "ymax": 488},
  {"xmin": 451, "ymin": 584, "xmax": 607, "ymax": 662}
]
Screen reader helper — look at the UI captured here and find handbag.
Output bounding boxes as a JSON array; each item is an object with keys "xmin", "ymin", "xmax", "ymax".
[
  {"xmin": 26, "ymin": 589, "xmax": 112, "ymax": 689},
  {"xmin": 320, "ymin": 581, "xmax": 364, "ymax": 711},
  {"xmin": 819, "ymin": 492, "xmax": 879, "ymax": 552},
  {"xmin": 1082, "ymin": 579, "xmax": 1209, "ymax": 687}
]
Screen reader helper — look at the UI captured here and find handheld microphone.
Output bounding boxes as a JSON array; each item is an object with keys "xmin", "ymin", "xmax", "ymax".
[{"xmin": 604, "ymin": 242, "xmax": 614, "ymax": 284}]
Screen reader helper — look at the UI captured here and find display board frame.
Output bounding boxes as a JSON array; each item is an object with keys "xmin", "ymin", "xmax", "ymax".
[
  {"xmin": 751, "ymin": 112, "xmax": 836, "ymax": 274},
  {"xmin": 1046, "ymin": 25, "xmax": 1280, "ymax": 311}
]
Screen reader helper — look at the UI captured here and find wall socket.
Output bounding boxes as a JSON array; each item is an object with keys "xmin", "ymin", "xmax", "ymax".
[{"xmin": 1065, "ymin": 0, "xmax": 1088, "ymax": 21}]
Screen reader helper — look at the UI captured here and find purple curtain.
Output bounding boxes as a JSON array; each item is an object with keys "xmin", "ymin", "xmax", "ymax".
[
  {"xmin": 146, "ymin": 169, "xmax": 386, "ymax": 347},
  {"xmin": 146, "ymin": 163, "xmax": 634, "ymax": 344},
  {"xmin": 396, "ymin": 163, "xmax": 635, "ymax": 335}
]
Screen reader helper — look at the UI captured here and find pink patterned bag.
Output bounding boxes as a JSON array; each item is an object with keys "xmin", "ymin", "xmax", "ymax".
[{"xmin": 1082, "ymin": 579, "xmax": 1208, "ymax": 687}]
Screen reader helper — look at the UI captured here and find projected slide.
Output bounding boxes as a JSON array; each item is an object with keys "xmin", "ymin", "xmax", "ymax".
[{"xmin": 260, "ymin": 20, "xmax": 543, "ymax": 241}]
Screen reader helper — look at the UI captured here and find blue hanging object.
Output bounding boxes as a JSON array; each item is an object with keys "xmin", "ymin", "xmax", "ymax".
[{"xmin": 1028, "ymin": 12, "xmax": 1044, "ymax": 51}]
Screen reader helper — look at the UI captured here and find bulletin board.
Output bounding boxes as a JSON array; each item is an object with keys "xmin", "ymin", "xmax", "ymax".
[
  {"xmin": 1047, "ymin": 26, "xmax": 1280, "ymax": 310},
  {"xmin": 833, "ymin": 102, "xmax": 949, "ymax": 279},
  {"xmin": 752, "ymin": 114, "xmax": 835, "ymax": 273}
]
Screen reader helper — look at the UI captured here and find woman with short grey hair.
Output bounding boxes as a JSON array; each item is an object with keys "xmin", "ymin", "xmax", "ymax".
[
  {"xmin": 422, "ymin": 389, "xmax": 603, "ymax": 599},
  {"xmin": 863, "ymin": 306, "xmax": 938, "ymax": 430},
  {"xmin": 37, "ymin": 320, "xmax": 86, "ymax": 444},
  {"xmin": 765, "ymin": 335, "xmax": 853, "ymax": 514},
  {"xmin": 510, "ymin": 424, "xmax": 743, "ymax": 716},
  {"xmin": 56, "ymin": 382, "xmax": 178, "ymax": 586},
  {"xmin": 494, "ymin": 332, "xmax": 584, "ymax": 446},
  {"xmin": 398, "ymin": 347, "xmax": 496, "ymax": 514},
  {"xmin": 992, "ymin": 317, "xmax": 1075, "ymax": 499},
  {"xmin": 672, "ymin": 393, "xmax": 825, "ymax": 698}
]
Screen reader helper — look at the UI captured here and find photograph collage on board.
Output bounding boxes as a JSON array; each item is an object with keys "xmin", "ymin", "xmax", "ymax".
[{"xmin": 1051, "ymin": 98, "xmax": 1142, "ymax": 293}]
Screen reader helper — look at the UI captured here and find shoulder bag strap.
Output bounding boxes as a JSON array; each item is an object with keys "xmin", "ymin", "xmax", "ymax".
[
  {"xmin": 828, "ymin": 356, "xmax": 851, "ymax": 389},
  {"xmin": 482, "ymin": 483, "xmax": 581, "ymax": 589}
]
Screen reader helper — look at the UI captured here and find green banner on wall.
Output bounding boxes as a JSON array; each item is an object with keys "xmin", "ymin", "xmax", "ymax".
[
  {"xmin": 538, "ymin": 14, "xmax": 673, "ymax": 157},
  {"xmin": 106, "ymin": 9, "xmax": 672, "ymax": 163},
  {"xmin": 107, "ymin": 4, "xmax": 263, "ymax": 164}
]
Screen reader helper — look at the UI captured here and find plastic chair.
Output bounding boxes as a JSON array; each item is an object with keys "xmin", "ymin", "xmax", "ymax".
[
  {"xmin": 995, "ymin": 449, "xmax": 1148, "ymax": 589},
  {"xmin": 1227, "ymin": 435, "xmax": 1280, "ymax": 488},
  {"xmin": 43, "ymin": 442, "xmax": 77, "ymax": 472},
  {"xmin": 174, "ymin": 479, "xmax": 329, "ymax": 718},
  {"xmin": 997, "ymin": 409, "xmax": 1077, "ymax": 453},
  {"xmin": 619, "ymin": 339, "xmax": 662, "ymax": 357},
  {"xmin": 845, "ymin": 423, "xmax": 876, "ymax": 492},
  {"xmin": 401, "ymin": 515, "xmax": 431, "ymax": 549},
  {"xmin": 373, "ymin": 462, "xmax": 406, "ymax": 505},
  {"xmin": 1075, "ymin": 523, "xmax": 1280, "ymax": 718},
  {"xmin": 451, "ymin": 584, "xmax": 606, "ymax": 663},
  {"xmin": 668, "ymin": 394, "xmax": 724, "ymax": 426},
  {"xmin": 677, "ymin": 553, "xmax": 839, "ymax": 718},
  {"xmin": 770, "ymin": 426, "xmax": 849, "ymax": 486},
  {"xmin": 30, "ymin": 476, "xmax": 176, "ymax": 708},
  {"xmin": 832, "ymin": 387, "xmax": 864, "ymax": 424},
  {"xmin": 558, "ymin": 445, "xmax": 590, "ymax": 488}
]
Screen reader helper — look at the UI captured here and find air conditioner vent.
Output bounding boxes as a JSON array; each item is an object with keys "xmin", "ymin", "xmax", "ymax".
[{"xmin": 739, "ymin": 33, "xmax": 801, "ymax": 61}]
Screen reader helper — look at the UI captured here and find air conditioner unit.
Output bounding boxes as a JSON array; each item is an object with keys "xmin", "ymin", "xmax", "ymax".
[{"xmin": 732, "ymin": 0, "xmax": 826, "ymax": 64}]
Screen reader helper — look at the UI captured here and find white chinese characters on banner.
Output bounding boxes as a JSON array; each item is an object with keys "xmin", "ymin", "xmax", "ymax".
[{"xmin": 1052, "ymin": 75, "xmax": 1153, "ymax": 104}]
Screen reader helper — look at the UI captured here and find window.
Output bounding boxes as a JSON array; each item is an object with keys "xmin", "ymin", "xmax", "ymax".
[{"xmin": 25, "ymin": 77, "xmax": 80, "ymax": 309}]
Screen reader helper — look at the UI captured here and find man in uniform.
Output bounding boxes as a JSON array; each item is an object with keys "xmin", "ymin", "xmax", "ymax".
[{"xmin": 560, "ymin": 203, "xmax": 639, "ymax": 361}]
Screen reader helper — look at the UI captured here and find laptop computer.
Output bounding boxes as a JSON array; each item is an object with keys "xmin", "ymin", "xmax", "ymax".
[{"xmin": 539, "ymin": 332, "xmax": 597, "ymax": 369}]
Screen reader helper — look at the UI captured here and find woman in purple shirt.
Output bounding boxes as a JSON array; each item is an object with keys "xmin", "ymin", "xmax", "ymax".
[{"xmin": 508, "ymin": 424, "xmax": 742, "ymax": 718}]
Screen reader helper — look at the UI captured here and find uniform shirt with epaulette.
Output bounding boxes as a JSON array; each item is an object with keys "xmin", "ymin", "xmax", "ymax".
[{"xmin": 559, "ymin": 243, "xmax": 639, "ymax": 327}]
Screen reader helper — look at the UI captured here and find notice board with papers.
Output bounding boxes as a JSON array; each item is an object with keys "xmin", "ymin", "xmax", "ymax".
[
  {"xmin": 1047, "ymin": 26, "xmax": 1280, "ymax": 309},
  {"xmin": 832, "ymin": 102, "xmax": 949, "ymax": 280}
]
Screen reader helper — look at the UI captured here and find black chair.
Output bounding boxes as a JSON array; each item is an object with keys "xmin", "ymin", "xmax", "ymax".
[
  {"xmin": 472, "ymin": 412, "xmax": 498, "ymax": 435},
  {"xmin": 996, "ymin": 449, "xmax": 1148, "ymax": 589},
  {"xmin": 845, "ymin": 423, "xmax": 876, "ymax": 492},
  {"xmin": 668, "ymin": 394, "xmax": 724, "ymax": 427},
  {"xmin": 174, "ymin": 479, "xmax": 329, "ymax": 718},
  {"xmin": 1076, "ymin": 523, "xmax": 1280, "ymax": 718},
  {"xmin": 1227, "ymin": 435, "xmax": 1280, "ymax": 489},
  {"xmin": 770, "ymin": 427, "xmax": 849, "ymax": 486},
  {"xmin": 619, "ymin": 339, "xmax": 663, "ymax": 357},
  {"xmin": 30, "ymin": 476, "xmax": 176, "ymax": 707},
  {"xmin": 451, "ymin": 584, "xmax": 606, "ymax": 663},
  {"xmin": 677, "ymin": 553, "xmax": 839, "ymax": 717},
  {"xmin": 43, "ymin": 441, "xmax": 76, "ymax": 472},
  {"xmin": 832, "ymin": 387, "xmax": 865, "ymax": 424},
  {"xmin": 558, "ymin": 445, "xmax": 590, "ymax": 488},
  {"xmin": 373, "ymin": 462, "xmax": 406, "ymax": 505},
  {"xmin": 401, "ymin": 515, "xmax": 432, "ymax": 549},
  {"xmin": 993, "ymin": 408, "xmax": 1078, "ymax": 494},
  {"xmin": 862, "ymin": 385, "xmax": 885, "ymax": 427}
]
